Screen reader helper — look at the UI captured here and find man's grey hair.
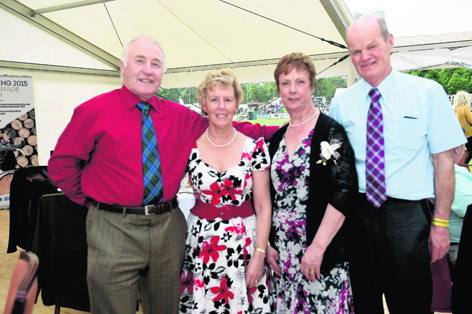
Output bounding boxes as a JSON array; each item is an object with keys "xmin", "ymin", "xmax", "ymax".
[
  {"xmin": 347, "ymin": 15, "xmax": 390, "ymax": 43},
  {"xmin": 121, "ymin": 36, "xmax": 167, "ymax": 73},
  {"xmin": 377, "ymin": 17, "xmax": 390, "ymax": 42}
]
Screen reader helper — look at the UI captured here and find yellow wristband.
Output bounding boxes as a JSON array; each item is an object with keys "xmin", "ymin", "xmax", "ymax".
[
  {"xmin": 432, "ymin": 219, "xmax": 449, "ymax": 227},
  {"xmin": 432, "ymin": 221, "xmax": 448, "ymax": 227},
  {"xmin": 255, "ymin": 248, "xmax": 266, "ymax": 254},
  {"xmin": 433, "ymin": 218, "xmax": 449, "ymax": 224},
  {"xmin": 267, "ymin": 242, "xmax": 270, "ymax": 247}
]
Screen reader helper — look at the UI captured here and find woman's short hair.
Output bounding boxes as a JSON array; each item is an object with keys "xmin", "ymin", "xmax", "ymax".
[
  {"xmin": 453, "ymin": 91, "xmax": 472, "ymax": 109},
  {"xmin": 274, "ymin": 52, "xmax": 316, "ymax": 92},
  {"xmin": 197, "ymin": 69, "xmax": 244, "ymax": 115}
]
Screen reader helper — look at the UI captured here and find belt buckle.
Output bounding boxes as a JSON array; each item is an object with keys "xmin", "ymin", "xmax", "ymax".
[{"xmin": 144, "ymin": 205, "xmax": 155, "ymax": 215}]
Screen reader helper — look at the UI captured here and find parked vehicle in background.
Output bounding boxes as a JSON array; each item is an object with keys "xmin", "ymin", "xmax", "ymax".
[{"xmin": 314, "ymin": 96, "xmax": 326, "ymax": 105}]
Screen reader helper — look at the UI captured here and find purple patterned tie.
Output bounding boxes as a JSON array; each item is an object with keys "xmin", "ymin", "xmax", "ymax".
[{"xmin": 366, "ymin": 88, "xmax": 387, "ymax": 208}]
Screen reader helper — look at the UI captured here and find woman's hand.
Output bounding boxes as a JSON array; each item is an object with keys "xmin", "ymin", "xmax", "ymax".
[
  {"xmin": 16, "ymin": 149, "xmax": 25, "ymax": 157},
  {"xmin": 249, "ymin": 168, "xmax": 272, "ymax": 286},
  {"xmin": 300, "ymin": 204, "xmax": 346, "ymax": 281},
  {"xmin": 300, "ymin": 245, "xmax": 324, "ymax": 281},
  {"xmin": 245, "ymin": 251, "xmax": 265, "ymax": 287},
  {"xmin": 266, "ymin": 245, "xmax": 282, "ymax": 276}
]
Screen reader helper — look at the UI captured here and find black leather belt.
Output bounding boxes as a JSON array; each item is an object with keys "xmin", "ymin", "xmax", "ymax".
[{"xmin": 92, "ymin": 197, "xmax": 178, "ymax": 215}]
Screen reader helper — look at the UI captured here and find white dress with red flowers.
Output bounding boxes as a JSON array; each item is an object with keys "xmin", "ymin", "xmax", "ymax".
[{"xmin": 179, "ymin": 137, "xmax": 273, "ymax": 314}]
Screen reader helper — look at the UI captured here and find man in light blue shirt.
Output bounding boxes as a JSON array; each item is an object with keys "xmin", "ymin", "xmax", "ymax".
[{"xmin": 329, "ymin": 15, "xmax": 466, "ymax": 314}]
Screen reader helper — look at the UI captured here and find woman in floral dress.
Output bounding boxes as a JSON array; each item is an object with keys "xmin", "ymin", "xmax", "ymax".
[
  {"xmin": 266, "ymin": 53, "xmax": 358, "ymax": 313},
  {"xmin": 179, "ymin": 69, "xmax": 273, "ymax": 314}
]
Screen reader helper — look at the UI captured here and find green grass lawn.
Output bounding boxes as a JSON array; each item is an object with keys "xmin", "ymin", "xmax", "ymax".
[{"xmin": 239, "ymin": 118, "xmax": 289, "ymax": 126}]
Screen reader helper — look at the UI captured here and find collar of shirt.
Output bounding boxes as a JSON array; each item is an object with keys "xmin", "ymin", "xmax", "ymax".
[
  {"xmin": 359, "ymin": 68, "xmax": 397, "ymax": 103},
  {"xmin": 119, "ymin": 85, "xmax": 159, "ymax": 112}
]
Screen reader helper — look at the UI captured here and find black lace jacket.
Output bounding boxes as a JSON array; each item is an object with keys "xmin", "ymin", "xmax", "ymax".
[{"xmin": 268, "ymin": 112, "xmax": 358, "ymax": 274}]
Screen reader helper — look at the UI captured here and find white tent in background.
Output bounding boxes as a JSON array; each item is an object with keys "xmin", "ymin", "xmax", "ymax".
[
  {"xmin": 0, "ymin": 0, "xmax": 354, "ymax": 84},
  {"xmin": 0, "ymin": 0, "xmax": 471, "ymax": 164},
  {"xmin": 392, "ymin": 32, "xmax": 472, "ymax": 72}
]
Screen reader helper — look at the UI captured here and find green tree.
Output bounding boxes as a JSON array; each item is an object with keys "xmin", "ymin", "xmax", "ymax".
[
  {"xmin": 447, "ymin": 68, "xmax": 472, "ymax": 94},
  {"xmin": 315, "ymin": 76, "xmax": 347, "ymax": 101},
  {"xmin": 240, "ymin": 84, "xmax": 248, "ymax": 104},
  {"xmin": 159, "ymin": 82, "xmax": 279, "ymax": 106},
  {"xmin": 181, "ymin": 87, "xmax": 198, "ymax": 104},
  {"xmin": 247, "ymin": 83, "xmax": 262, "ymax": 103},
  {"xmin": 405, "ymin": 68, "xmax": 472, "ymax": 95},
  {"xmin": 247, "ymin": 82, "xmax": 279, "ymax": 104},
  {"xmin": 261, "ymin": 82, "xmax": 279, "ymax": 102},
  {"xmin": 158, "ymin": 87, "xmax": 198, "ymax": 104},
  {"xmin": 157, "ymin": 87, "xmax": 183, "ymax": 103},
  {"xmin": 424, "ymin": 69, "xmax": 440, "ymax": 82}
]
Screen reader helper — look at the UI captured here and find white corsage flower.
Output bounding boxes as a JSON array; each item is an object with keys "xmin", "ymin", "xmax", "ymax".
[{"xmin": 317, "ymin": 139, "xmax": 342, "ymax": 166}]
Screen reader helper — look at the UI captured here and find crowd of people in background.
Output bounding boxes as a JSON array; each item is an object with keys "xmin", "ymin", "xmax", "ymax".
[
  {"xmin": 46, "ymin": 13, "xmax": 471, "ymax": 314},
  {"xmin": 233, "ymin": 92, "xmax": 470, "ymax": 121},
  {"xmin": 236, "ymin": 103, "xmax": 286, "ymax": 117},
  {"xmin": 235, "ymin": 107, "xmax": 248, "ymax": 116}
]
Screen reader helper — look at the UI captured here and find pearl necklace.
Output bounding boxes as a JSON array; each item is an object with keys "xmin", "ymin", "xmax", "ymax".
[
  {"xmin": 205, "ymin": 127, "xmax": 237, "ymax": 148},
  {"xmin": 289, "ymin": 109, "xmax": 320, "ymax": 127}
]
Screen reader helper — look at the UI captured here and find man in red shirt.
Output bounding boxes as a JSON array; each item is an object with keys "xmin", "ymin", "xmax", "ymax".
[{"xmin": 48, "ymin": 36, "xmax": 276, "ymax": 314}]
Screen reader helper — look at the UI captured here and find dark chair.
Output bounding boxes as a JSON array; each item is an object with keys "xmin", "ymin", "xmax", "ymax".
[
  {"xmin": 3, "ymin": 251, "xmax": 39, "ymax": 314},
  {"xmin": 31, "ymin": 193, "xmax": 90, "ymax": 313},
  {"xmin": 7, "ymin": 166, "xmax": 58, "ymax": 253}
]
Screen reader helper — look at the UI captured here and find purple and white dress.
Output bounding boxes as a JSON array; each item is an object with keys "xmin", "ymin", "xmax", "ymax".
[{"xmin": 270, "ymin": 129, "xmax": 354, "ymax": 314}]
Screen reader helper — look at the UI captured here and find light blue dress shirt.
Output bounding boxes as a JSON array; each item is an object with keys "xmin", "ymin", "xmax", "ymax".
[{"xmin": 329, "ymin": 70, "xmax": 466, "ymax": 200}]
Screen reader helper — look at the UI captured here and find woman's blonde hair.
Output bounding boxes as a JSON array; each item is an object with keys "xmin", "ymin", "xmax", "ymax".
[
  {"xmin": 453, "ymin": 91, "xmax": 471, "ymax": 109},
  {"xmin": 197, "ymin": 69, "xmax": 244, "ymax": 115}
]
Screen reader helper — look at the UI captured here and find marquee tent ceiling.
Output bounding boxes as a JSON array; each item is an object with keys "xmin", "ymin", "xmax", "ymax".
[
  {"xmin": 1, "ymin": 0, "xmax": 471, "ymax": 88},
  {"xmin": 0, "ymin": 0, "xmax": 354, "ymax": 88},
  {"xmin": 392, "ymin": 32, "xmax": 472, "ymax": 71},
  {"xmin": 1, "ymin": 0, "xmax": 471, "ymax": 167}
]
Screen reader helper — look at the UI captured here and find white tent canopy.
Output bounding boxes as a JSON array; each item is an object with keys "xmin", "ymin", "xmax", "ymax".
[
  {"xmin": 0, "ymin": 0, "xmax": 354, "ymax": 86},
  {"xmin": 2, "ymin": 0, "xmax": 471, "ymax": 85},
  {"xmin": 0, "ymin": 0, "xmax": 471, "ymax": 165},
  {"xmin": 392, "ymin": 32, "xmax": 472, "ymax": 72}
]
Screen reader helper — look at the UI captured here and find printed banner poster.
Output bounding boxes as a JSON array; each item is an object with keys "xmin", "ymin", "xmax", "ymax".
[{"xmin": 0, "ymin": 75, "xmax": 38, "ymax": 203}]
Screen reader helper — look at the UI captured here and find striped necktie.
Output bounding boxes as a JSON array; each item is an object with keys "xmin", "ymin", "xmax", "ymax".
[
  {"xmin": 136, "ymin": 103, "xmax": 163, "ymax": 205},
  {"xmin": 366, "ymin": 88, "xmax": 387, "ymax": 208}
]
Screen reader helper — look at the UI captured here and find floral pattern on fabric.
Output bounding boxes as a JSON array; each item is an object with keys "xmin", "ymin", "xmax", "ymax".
[
  {"xmin": 270, "ymin": 129, "xmax": 354, "ymax": 314},
  {"xmin": 186, "ymin": 137, "xmax": 268, "ymax": 207},
  {"xmin": 180, "ymin": 137, "xmax": 273, "ymax": 314}
]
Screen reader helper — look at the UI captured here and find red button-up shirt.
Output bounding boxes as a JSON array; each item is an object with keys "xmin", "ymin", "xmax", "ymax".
[{"xmin": 49, "ymin": 85, "xmax": 276, "ymax": 206}]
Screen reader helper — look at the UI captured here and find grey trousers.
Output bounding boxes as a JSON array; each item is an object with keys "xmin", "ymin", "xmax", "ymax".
[
  {"xmin": 86, "ymin": 203, "xmax": 187, "ymax": 314},
  {"xmin": 349, "ymin": 196, "xmax": 433, "ymax": 314}
]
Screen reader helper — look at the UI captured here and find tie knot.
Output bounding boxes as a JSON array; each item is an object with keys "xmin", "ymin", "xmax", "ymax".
[
  {"xmin": 369, "ymin": 88, "xmax": 381, "ymax": 103},
  {"xmin": 137, "ymin": 102, "xmax": 151, "ymax": 112}
]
